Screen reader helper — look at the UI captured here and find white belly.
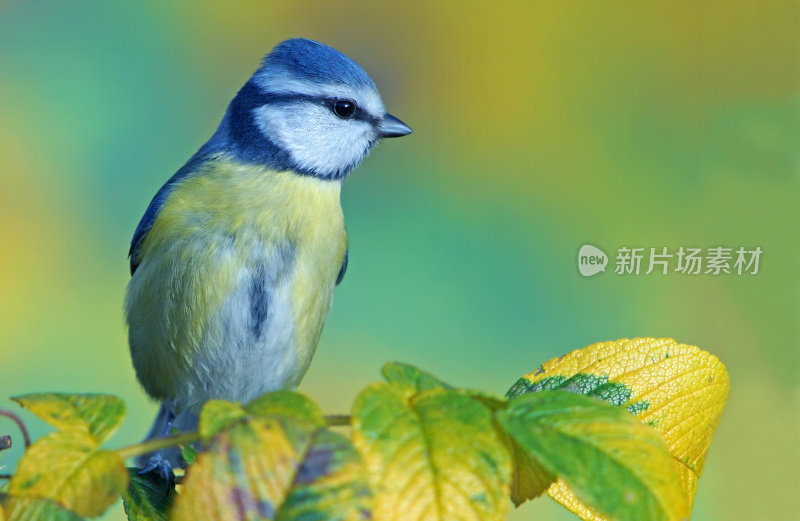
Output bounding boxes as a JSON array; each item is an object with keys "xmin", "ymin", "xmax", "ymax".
[
  {"xmin": 190, "ymin": 276, "xmax": 296, "ymax": 401},
  {"xmin": 171, "ymin": 242, "xmax": 321, "ymax": 412}
]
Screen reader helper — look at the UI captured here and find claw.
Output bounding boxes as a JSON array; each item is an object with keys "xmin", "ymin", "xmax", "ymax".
[{"xmin": 138, "ymin": 452, "xmax": 175, "ymax": 489}]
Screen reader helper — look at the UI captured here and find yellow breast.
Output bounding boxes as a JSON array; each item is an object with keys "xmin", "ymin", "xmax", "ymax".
[{"xmin": 127, "ymin": 156, "xmax": 346, "ymax": 403}]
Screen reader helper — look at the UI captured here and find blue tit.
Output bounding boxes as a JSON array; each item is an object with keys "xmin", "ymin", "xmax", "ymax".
[{"xmin": 125, "ymin": 38, "xmax": 411, "ymax": 475}]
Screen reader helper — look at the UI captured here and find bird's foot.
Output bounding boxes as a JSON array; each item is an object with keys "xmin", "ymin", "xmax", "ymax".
[{"xmin": 138, "ymin": 452, "xmax": 175, "ymax": 489}]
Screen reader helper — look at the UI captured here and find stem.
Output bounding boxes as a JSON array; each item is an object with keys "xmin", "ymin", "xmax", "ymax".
[
  {"xmin": 0, "ymin": 408, "xmax": 31, "ymax": 448},
  {"xmin": 116, "ymin": 431, "xmax": 201, "ymax": 461},
  {"xmin": 325, "ymin": 414, "xmax": 351, "ymax": 426},
  {"xmin": 117, "ymin": 415, "xmax": 352, "ymax": 460}
]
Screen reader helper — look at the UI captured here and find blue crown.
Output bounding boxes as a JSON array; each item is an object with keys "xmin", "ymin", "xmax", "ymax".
[{"xmin": 260, "ymin": 38, "xmax": 375, "ymax": 88}]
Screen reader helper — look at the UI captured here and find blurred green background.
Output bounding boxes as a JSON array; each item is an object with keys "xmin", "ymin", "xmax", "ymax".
[{"xmin": 0, "ymin": 1, "xmax": 797, "ymax": 520}]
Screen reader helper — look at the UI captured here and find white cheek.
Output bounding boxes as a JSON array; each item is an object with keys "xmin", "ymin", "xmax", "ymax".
[{"xmin": 255, "ymin": 104, "xmax": 374, "ymax": 176}]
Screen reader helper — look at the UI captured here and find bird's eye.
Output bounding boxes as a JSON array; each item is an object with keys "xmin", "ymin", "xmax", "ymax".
[{"xmin": 332, "ymin": 99, "xmax": 357, "ymax": 119}]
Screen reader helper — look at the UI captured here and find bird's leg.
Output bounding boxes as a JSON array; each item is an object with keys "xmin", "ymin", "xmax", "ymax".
[{"xmin": 138, "ymin": 408, "xmax": 176, "ymax": 487}]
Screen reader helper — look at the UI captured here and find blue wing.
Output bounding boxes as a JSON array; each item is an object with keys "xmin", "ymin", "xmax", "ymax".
[
  {"xmin": 129, "ymin": 152, "xmax": 214, "ymax": 275},
  {"xmin": 128, "ymin": 115, "xmax": 244, "ymax": 275},
  {"xmin": 336, "ymin": 247, "xmax": 348, "ymax": 285}
]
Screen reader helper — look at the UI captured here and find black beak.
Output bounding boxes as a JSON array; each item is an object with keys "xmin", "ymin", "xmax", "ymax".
[{"xmin": 378, "ymin": 113, "xmax": 412, "ymax": 138}]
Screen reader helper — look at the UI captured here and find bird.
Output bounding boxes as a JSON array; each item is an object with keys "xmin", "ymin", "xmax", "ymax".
[{"xmin": 124, "ymin": 37, "xmax": 411, "ymax": 479}]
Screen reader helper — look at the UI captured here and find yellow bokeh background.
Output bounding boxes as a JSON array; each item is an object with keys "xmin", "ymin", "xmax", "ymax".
[{"xmin": 0, "ymin": 2, "xmax": 797, "ymax": 520}]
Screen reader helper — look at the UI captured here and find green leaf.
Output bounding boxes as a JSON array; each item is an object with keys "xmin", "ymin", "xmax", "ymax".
[
  {"xmin": 171, "ymin": 416, "xmax": 370, "ymax": 521},
  {"xmin": 245, "ymin": 390, "xmax": 326, "ymax": 427},
  {"xmin": 507, "ymin": 337, "xmax": 730, "ymax": 515},
  {"xmin": 3, "ymin": 498, "xmax": 84, "ymax": 521},
  {"xmin": 457, "ymin": 388, "xmax": 508, "ymax": 411},
  {"xmin": 273, "ymin": 427, "xmax": 370, "ymax": 520},
  {"xmin": 449, "ymin": 388, "xmax": 553, "ymax": 506},
  {"xmin": 449, "ymin": 387, "xmax": 555, "ymax": 506},
  {"xmin": 198, "ymin": 400, "xmax": 246, "ymax": 442},
  {"xmin": 497, "ymin": 391, "xmax": 688, "ymax": 521},
  {"xmin": 380, "ymin": 362, "xmax": 453, "ymax": 396},
  {"xmin": 198, "ymin": 391, "xmax": 327, "ymax": 443},
  {"xmin": 11, "ymin": 393, "xmax": 125, "ymax": 444},
  {"xmin": 382, "ymin": 364, "xmax": 531, "ymax": 509},
  {"xmin": 506, "ymin": 373, "xmax": 647, "ymax": 412},
  {"xmin": 8, "ymin": 430, "xmax": 128, "ymax": 518},
  {"xmin": 382, "ymin": 362, "xmax": 508, "ymax": 411},
  {"xmin": 122, "ymin": 468, "xmax": 175, "ymax": 521},
  {"xmin": 180, "ymin": 443, "xmax": 197, "ymax": 466},
  {"xmin": 352, "ymin": 383, "xmax": 511, "ymax": 521},
  {"xmin": 495, "ymin": 427, "xmax": 555, "ymax": 506}
]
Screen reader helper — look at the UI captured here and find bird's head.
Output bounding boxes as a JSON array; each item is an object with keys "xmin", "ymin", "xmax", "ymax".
[{"xmin": 225, "ymin": 38, "xmax": 411, "ymax": 180}]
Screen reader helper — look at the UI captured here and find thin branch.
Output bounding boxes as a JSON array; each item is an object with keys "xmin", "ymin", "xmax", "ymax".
[
  {"xmin": 118, "ymin": 415, "xmax": 352, "ymax": 462},
  {"xmin": 0, "ymin": 474, "xmax": 12, "ymax": 481},
  {"xmin": 116, "ymin": 431, "xmax": 201, "ymax": 461},
  {"xmin": 0, "ymin": 408, "xmax": 30, "ymax": 448},
  {"xmin": 325, "ymin": 414, "xmax": 351, "ymax": 426}
]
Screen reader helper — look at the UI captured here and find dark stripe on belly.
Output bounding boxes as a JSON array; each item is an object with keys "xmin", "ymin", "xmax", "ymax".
[{"xmin": 249, "ymin": 264, "xmax": 269, "ymax": 339}]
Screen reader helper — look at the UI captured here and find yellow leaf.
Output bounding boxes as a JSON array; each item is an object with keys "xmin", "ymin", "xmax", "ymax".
[
  {"xmin": 8, "ymin": 430, "xmax": 128, "ymax": 517},
  {"xmin": 502, "ymin": 432, "xmax": 554, "ymax": 506},
  {"xmin": 245, "ymin": 390, "xmax": 326, "ymax": 427},
  {"xmin": 499, "ymin": 391, "xmax": 688, "ymax": 521},
  {"xmin": 172, "ymin": 416, "xmax": 370, "ymax": 521},
  {"xmin": 452, "ymin": 387, "xmax": 553, "ymax": 506},
  {"xmin": 197, "ymin": 391, "xmax": 328, "ymax": 445},
  {"xmin": 11, "ymin": 393, "xmax": 125, "ymax": 443},
  {"xmin": 198, "ymin": 400, "xmax": 246, "ymax": 442},
  {"xmin": 352, "ymin": 383, "xmax": 511, "ymax": 521},
  {"xmin": 4, "ymin": 498, "xmax": 83, "ymax": 521},
  {"xmin": 380, "ymin": 362, "xmax": 454, "ymax": 397},
  {"xmin": 508, "ymin": 337, "xmax": 729, "ymax": 519}
]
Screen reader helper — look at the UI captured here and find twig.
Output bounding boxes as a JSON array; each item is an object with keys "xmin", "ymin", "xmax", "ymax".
[
  {"xmin": 325, "ymin": 414, "xmax": 351, "ymax": 426},
  {"xmin": 116, "ymin": 431, "xmax": 201, "ymax": 461},
  {"xmin": 0, "ymin": 474, "xmax": 12, "ymax": 481},
  {"xmin": 0, "ymin": 408, "xmax": 31, "ymax": 448}
]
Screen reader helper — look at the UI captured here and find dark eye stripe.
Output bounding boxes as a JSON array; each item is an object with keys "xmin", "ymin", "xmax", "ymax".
[{"xmin": 253, "ymin": 91, "xmax": 379, "ymax": 125}]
